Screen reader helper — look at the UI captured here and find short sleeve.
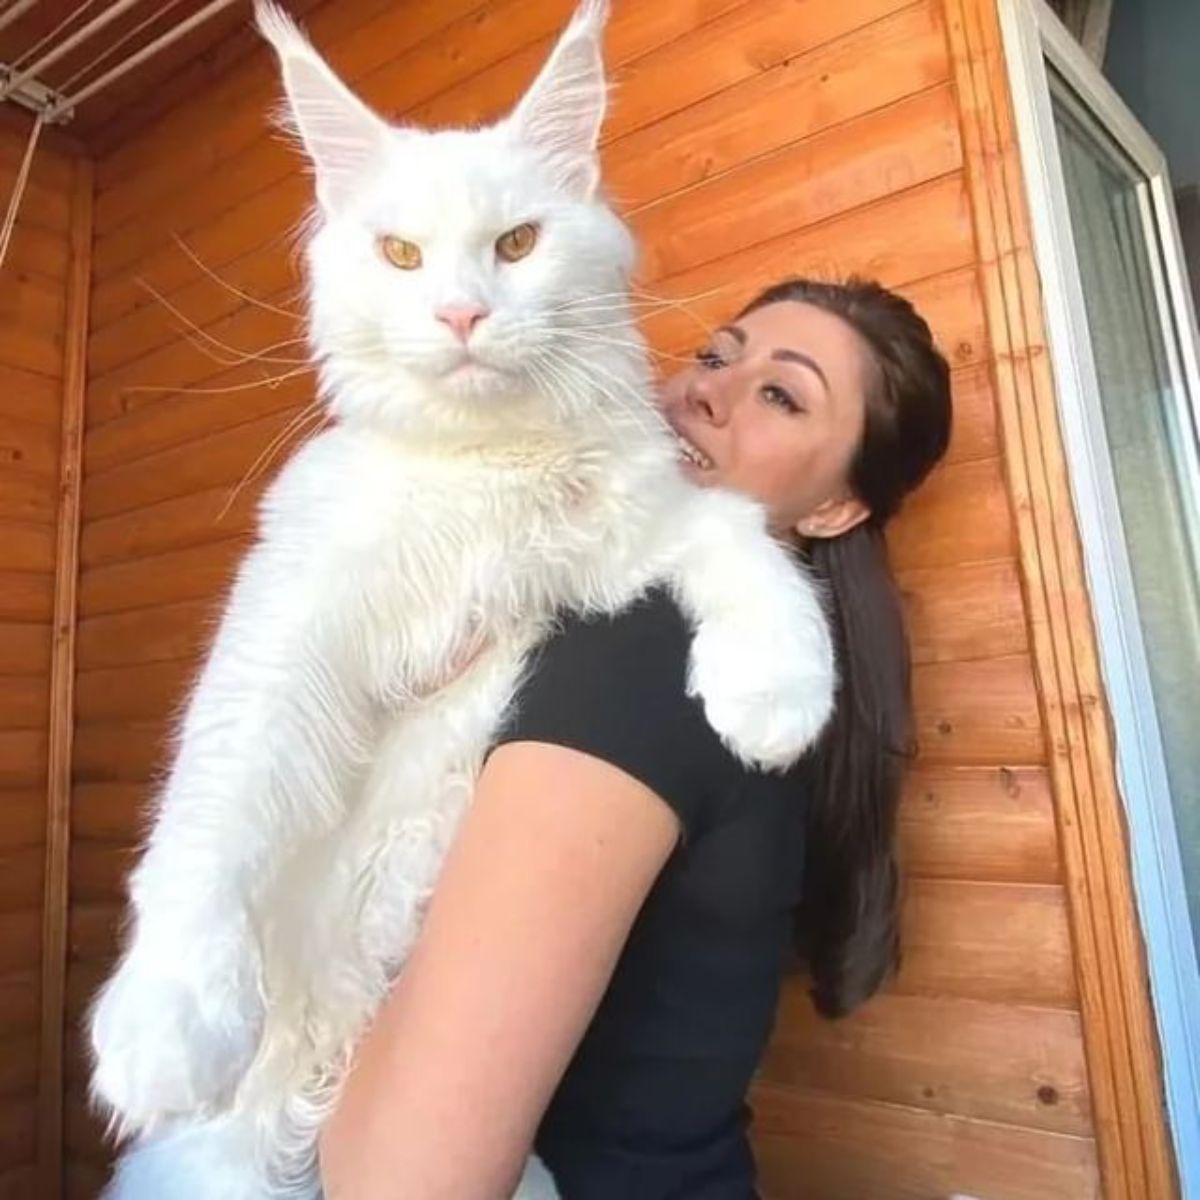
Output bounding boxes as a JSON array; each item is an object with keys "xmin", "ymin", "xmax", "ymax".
[{"xmin": 493, "ymin": 591, "xmax": 742, "ymax": 843}]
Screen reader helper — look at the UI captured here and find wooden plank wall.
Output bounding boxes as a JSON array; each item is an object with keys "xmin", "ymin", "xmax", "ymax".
[
  {"xmin": 68, "ymin": 0, "xmax": 1102, "ymax": 1195},
  {"xmin": 0, "ymin": 118, "xmax": 73, "ymax": 1196}
]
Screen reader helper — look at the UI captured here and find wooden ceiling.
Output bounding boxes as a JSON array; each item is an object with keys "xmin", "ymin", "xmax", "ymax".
[{"xmin": 0, "ymin": 0, "xmax": 324, "ymax": 153}]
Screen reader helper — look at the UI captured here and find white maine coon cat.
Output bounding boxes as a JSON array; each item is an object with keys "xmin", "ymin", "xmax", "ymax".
[{"xmin": 87, "ymin": 2, "xmax": 835, "ymax": 1197}]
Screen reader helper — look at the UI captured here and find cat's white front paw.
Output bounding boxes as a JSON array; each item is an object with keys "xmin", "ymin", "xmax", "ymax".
[
  {"xmin": 89, "ymin": 928, "xmax": 264, "ymax": 1136},
  {"xmin": 688, "ymin": 610, "xmax": 835, "ymax": 771}
]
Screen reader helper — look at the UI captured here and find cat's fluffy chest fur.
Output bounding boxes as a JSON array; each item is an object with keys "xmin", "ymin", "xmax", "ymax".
[{"xmin": 254, "ymin": 421, "xmax": 668, "ymax": 698}]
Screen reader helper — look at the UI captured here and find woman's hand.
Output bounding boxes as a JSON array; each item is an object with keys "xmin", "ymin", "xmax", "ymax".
[{"xmin": 319, "ymin": 740, "xmax": 679, "ymax": 1199}]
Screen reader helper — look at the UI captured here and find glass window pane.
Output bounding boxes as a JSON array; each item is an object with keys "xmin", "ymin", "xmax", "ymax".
[{"xmin": 1051, "ymin": 71, "xmax": 1200, "ymax": 955}]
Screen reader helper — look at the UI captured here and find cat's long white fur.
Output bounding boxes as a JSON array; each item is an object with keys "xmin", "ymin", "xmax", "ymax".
[{"xmin": 87, "ymin": 3, "xmax": 835, "ymax": 1197}]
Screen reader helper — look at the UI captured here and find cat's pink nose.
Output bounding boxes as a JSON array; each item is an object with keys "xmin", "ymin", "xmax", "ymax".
[{"xmin": 435, "ymin": 304, "xmax": 490, "ymax": 343}]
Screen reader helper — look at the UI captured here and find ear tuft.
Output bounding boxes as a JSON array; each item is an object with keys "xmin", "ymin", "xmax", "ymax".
[{"xmin": 254, "ymin": 1, "xmax": 388, "ymax": 214}]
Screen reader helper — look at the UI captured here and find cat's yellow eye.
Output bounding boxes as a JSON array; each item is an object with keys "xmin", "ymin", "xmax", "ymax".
[
  {"xmin": 495, "ymin": 222, "xmax": 539, "ymax": 264},
  {"xmin": 379, "ymin": 235, "xmax": 423, "ymax": 270}
]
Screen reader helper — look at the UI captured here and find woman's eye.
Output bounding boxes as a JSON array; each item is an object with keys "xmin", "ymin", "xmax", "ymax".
[
  {"xmin": 762, "ymin": 384, "xmax": 801, "ymax": 413},
  {"xmin": 695, "ymin": 347, "xmax": 725, "ymax": 369}
]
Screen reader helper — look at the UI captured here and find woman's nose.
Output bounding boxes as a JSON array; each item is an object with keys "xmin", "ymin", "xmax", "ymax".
[{"xmin": 686, "ymin": 373, "xmax": 729, "ymax": 425}]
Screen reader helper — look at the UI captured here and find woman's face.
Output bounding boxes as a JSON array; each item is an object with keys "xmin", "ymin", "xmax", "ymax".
[{"xmin": 658, "ymin": 300, "xmax": 871, "ymax": 537}]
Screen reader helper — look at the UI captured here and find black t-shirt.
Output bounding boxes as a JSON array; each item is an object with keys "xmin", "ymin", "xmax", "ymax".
[{"xmin": 492, "ymin": 590, "xmax": 810, "ymax": 1199}]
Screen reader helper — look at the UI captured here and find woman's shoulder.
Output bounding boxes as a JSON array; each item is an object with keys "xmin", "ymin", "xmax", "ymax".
[{"xmin": 496, "ymin": 590, "xmax": 752, "ymax": 842}]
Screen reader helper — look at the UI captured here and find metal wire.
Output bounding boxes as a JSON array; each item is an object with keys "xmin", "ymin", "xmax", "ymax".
[
  {"xmin": 9, "ymin": 0, "xmax": 100, "ymax": 72},
  {"xmin": 0, "ymin": 111, "xmax": 44, "ymax": 273},
  {"xmin": 56, "ymin": 0, "xmax": 188, "ymax": 93}
]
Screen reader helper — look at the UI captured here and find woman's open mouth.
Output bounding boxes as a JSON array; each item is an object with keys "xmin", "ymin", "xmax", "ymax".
[{"xmin": 671, "ymin": 430, "xmax": 714, "ymax": 471}]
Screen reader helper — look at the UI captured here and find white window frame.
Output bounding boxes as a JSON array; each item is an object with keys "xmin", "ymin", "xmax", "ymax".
[{"xmin": 998, "ymin": 0, "xmax": 1200, "ymax": 1192}]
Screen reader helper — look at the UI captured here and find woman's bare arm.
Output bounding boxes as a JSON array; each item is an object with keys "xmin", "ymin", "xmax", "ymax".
[{"xmin": 319, "ymin": 739, "xmax": 679, "ymax": 1199}]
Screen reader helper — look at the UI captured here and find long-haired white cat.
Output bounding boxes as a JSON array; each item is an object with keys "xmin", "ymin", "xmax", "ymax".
[{"xmin": 88, "ymin": 3, "xmax": 834, "ymax": 1196}]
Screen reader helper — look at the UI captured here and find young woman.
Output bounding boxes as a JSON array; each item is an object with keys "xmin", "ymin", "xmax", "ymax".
[{"xmin": 319, "ymin": 277, "xmax": 953, "ymax": 1199}]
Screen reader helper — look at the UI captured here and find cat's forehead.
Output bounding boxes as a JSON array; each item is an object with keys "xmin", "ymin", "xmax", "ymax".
[{"xmin": 360, "ymin": 126, "xmax": 551, "ymax": 234}]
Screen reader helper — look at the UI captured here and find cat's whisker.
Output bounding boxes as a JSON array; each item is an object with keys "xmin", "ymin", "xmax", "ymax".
[
  {"xmin": 546, "ymin": 342, "xmax": 672, "ymax": 443},
  {"xmin": 552, "ymin": 328, "xmax": 700, "ymax": 368},
  {"xmin": 171, "ymin": 233, "xmax": 305, "ymax": 319},
  {"xmin": 627, "ymin": 284, "xmax": 727, "ymax": 340},
  {"xmin": 122, "ymin": 364, "xmax": 318, "ymax": 398},
  {"xmin": 218, "ymin": 400, "xmax": 328, "ymax": 522},
  {"xmin": 136, "ymin": 277, "xmax": 311, "ymax": 367}
]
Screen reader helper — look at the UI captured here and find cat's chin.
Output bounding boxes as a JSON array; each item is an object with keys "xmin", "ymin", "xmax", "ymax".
[{"xmin": 437, "ymin": 360, "xmax": 521, "ymax": 403}]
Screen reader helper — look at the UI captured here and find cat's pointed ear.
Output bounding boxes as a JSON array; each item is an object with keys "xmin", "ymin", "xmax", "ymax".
[
  {"xmin": 505, "ymin": 0, "xmax": 610, "ymax": 199},
  {"xmin": 255, "ymin": 1, "xmax": 388, "ymax": 214}
]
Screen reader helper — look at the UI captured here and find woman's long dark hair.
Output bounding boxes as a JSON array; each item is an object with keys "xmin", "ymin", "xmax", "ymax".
[{"xmin": 738, "ymin": 278, "xmax": 952, "ymax": 1018}]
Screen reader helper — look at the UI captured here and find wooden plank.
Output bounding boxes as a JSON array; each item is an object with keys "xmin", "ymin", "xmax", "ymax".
[
  {"xmin": 0, "ymin": 1101, "xmax": 35, "ymax": 1170},
  {"xmin": 91, "ymin": 174, "xmax": 310, "ymax": 335},
  {"xmin": 631, "ymin": 84, "xmax": 962, "ymax": 282},
  {"xmin": 70, "ymin": 843, "xmax": 134, "ymax": 906},
  {"xmin": 0, "ymin": 972, "xmax": 38, "ymax": 1037},
  {"xmin": 79, "ymin": 538, "xmax": 244, "ymax": 618},
  {"xmin": 606, "ymin": 0, "xmax": 947, "ymax": 210},
  {"xmin": 0, "ymin": 1165, "xmax": 37, "ymax": 1199},
  {"xmin": 76, "ymin": 599, "xmax": 215, "ymax": 671},
  {"xmin": 0, "ymin": 223, "xmax": 68, "ymax": 288},
  {"xmin": 0, "ymin": 574, "xmax": 53, "ymax": 625},
  {"xmin": 82, "ymin": 408, "xmax": 308, "ymax": 522},
  {"xmin": 86, "ymin": 318, "xmax": 312, "ymax": 456},
  {"xmin": 67, "ymin": 905, "xmax": 123, "ymax": 968},
  {"xmin": 762, "ymin": 987, "xmax": 1091, "ymax": 1135},
  {"xmin": 643, "ymin": 173, "xmax": 975, "ymax": 352},
  {"xmin": 0, "ymin": 911, "xmax": 40, "ymax": 974},
  {"xmin": 899, "ymin": 557, "xmax": 1027, "ymax": 664},
  {"xmin": 945, "ymin": 0, "xmax": 1175, "ymax": 1191},
  {"xmin": 0, "ymin": 417, "xmax": 60, "ymax": 478},
  {"xmin": 0, "ymin": 848, "xmax": 42, "ymax": 912},
  {"xmin": 80, "ymin": 485, "xmax": 261, "ymax": 570},
  {"xmin": 72, "ymin": 783, "xmax": 151, "ymax": 846},
  {"xmin": 0, "ymin": 1036, "xmax": 37, "ymax": 1099},
  {"xmin": 750, "ymin": 1082, "xmax": 1101, "ymax": 1199},
  {"xmin": 40, "ymin": 154, "xmax": 90, "ymax": 1200},
  {"xmin": 0, "ymin": 326, "xmax": 63, "ymax": 382},
  {"xmin": 888, "ymin": 456, "xmax": 1016, "ymax": 571},
  {"xmin": 0, "ymin": 731, "xmax": 47, "ymax": 790},
  {"xmin": 64, "ymin": 962, "xmax": 108, "ymax": 1030},
  {"xmin": 70, "ymin": 722, "xmax": 167, "ymax": 787},
  {"xmin": 0, "ymin": 676, "xmax": 51, "ymax": 733},
  {"xmin": 913, "ymin": 654, "xmax": 1045, "ymax": 765},
  {"xmin": 0, "ymin": 791, "xmax": 45, "ymax": 851},
  {"xmin": 946, "ymin": 360, "xmax": 1000, "ymax": 465},
  {"xmin": 0, "ymin": 473, "xmax": 57, "ymax": 526},
  {"xmin": 893, "ymin": 879, "xmax": 1076, "ymax": 1008},
  {"xmin": 0, "ymin": 625, "xmax": 51, "ymax": 677},
  {"xmin": 87, "ymin": 239, "xmax": 305, "ymax": 385},
  {"xmin": 0, "ymin": 275, "xmax": 67, "ymax": 348},
  {"xmin": 75, "ymin": 660, "xmax": 197, "ymax": 726},
  {"xmin": 0, "ymin": 364, "xmax": 60, "ymax": 429},
  {"xmin": 899, "ymin": 765, "xmax": 1060, "ymax": 885}
]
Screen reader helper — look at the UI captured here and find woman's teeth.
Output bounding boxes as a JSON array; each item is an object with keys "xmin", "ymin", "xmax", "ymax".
[{"xmin": 674, "ymin": 433, "xmax": 713, "ymax": 470}]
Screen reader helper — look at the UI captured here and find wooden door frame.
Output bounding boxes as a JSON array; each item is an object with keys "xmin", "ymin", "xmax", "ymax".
[{"xmin": 943, "ymin": 0, "xmax": 1181, "ymax": 1195}]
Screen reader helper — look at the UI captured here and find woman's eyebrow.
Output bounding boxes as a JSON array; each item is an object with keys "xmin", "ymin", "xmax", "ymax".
[
  {"xmin": 771, "ymin": 348, "xmax": 830, "ymax": 395},
  {"xmin": 714, "ymin": 324, "xmax": 830, "ymax": 396}
]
